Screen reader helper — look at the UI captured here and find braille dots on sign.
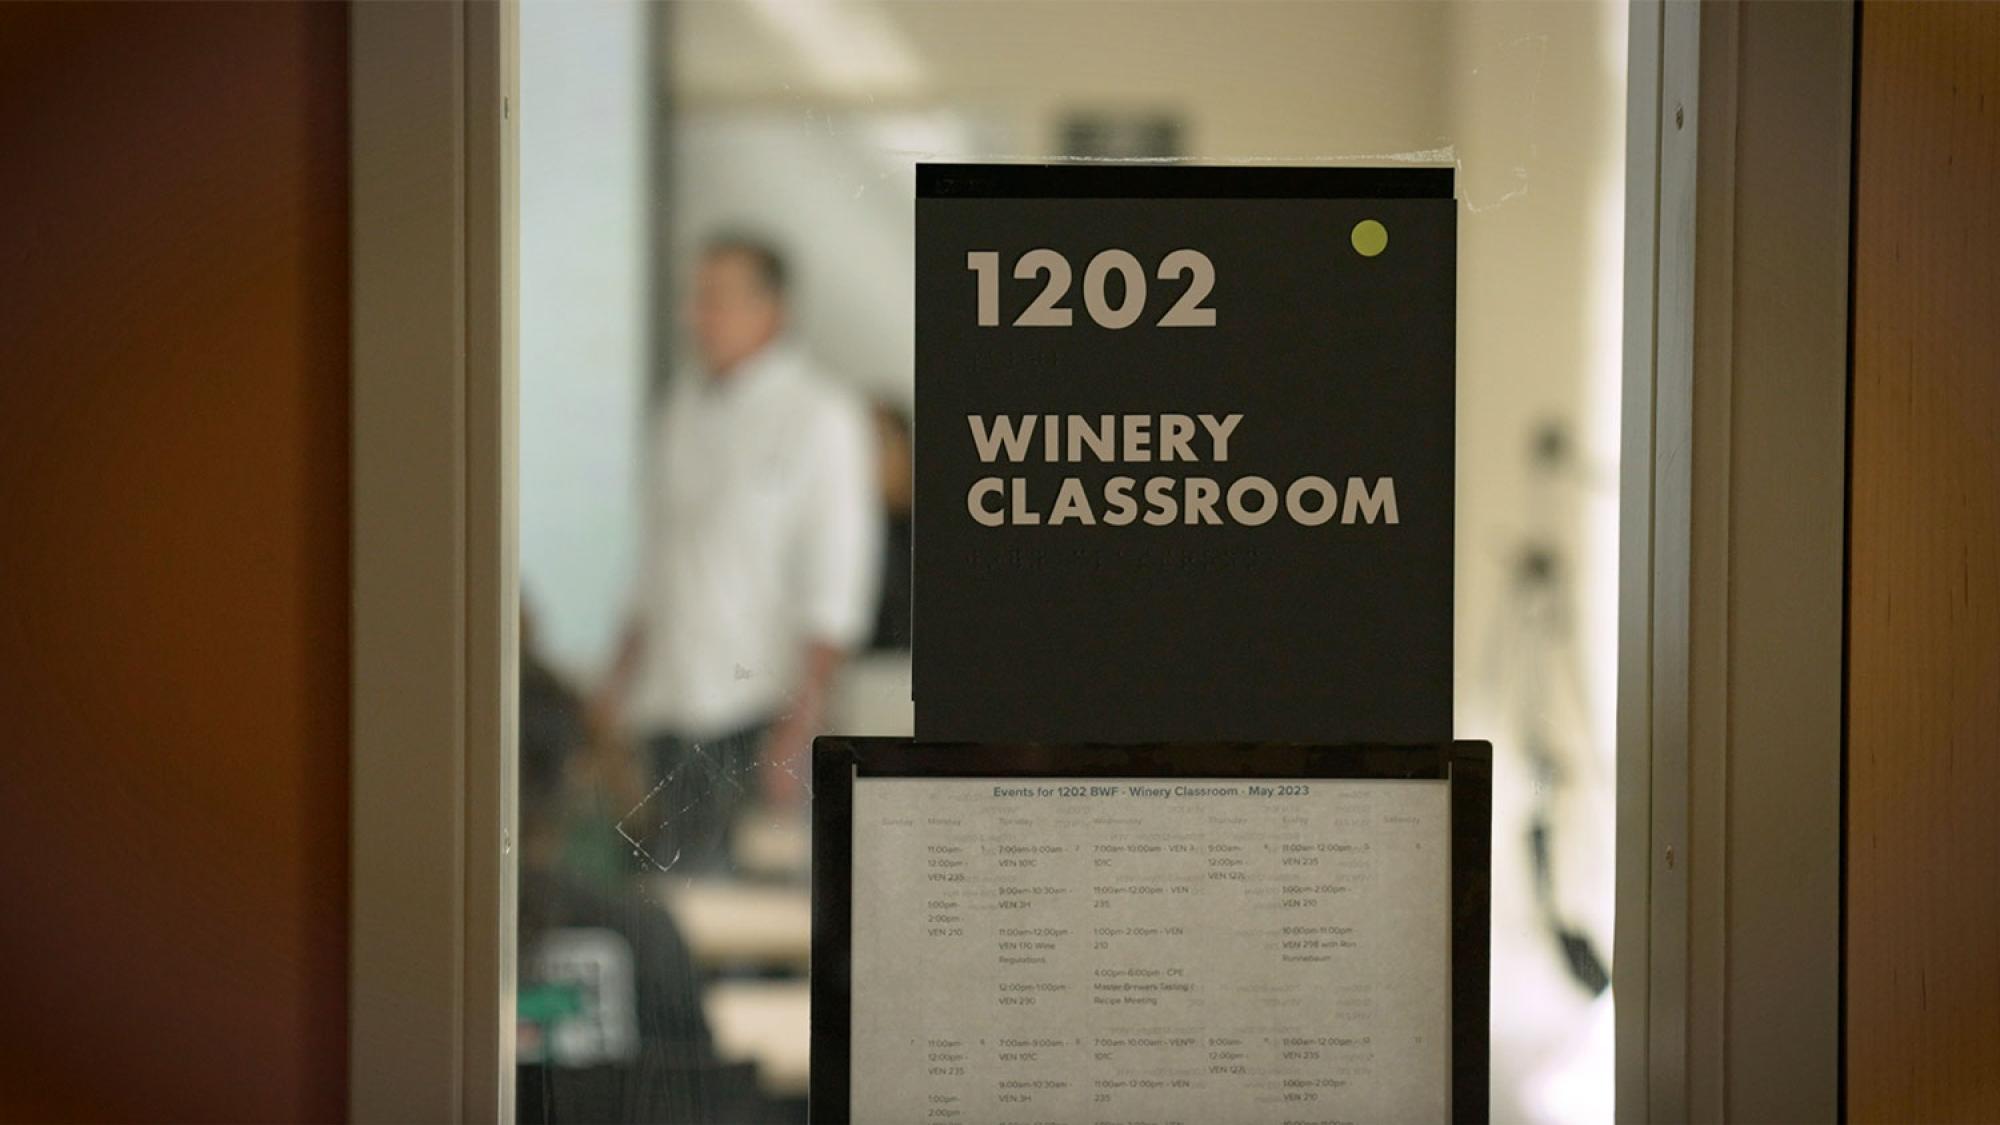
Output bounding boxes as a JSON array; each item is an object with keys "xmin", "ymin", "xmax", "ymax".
[{"xmin": 1351, "ymin": 219, "xmax": 1389, "ymax": 258}]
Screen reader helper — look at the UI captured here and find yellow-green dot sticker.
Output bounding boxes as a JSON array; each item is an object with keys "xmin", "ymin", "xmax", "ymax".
[{"xmin": 1351, "ymin": 219, "xmax": 1389, "ymax": 257}]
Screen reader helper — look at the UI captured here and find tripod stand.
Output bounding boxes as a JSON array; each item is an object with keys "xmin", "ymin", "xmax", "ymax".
[{"xmin": 1481, "ymin": 422, "xmax": 1611, "ymax": 997}]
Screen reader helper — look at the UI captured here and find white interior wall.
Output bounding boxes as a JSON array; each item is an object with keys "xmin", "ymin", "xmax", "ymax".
[
  {"xmin": 519, "ymin": 0, "xmax": 649, "ymax": 673},
  {"xmin": 1447, "ymin": 6, "xmax": 1626, "ymax": 1122}
]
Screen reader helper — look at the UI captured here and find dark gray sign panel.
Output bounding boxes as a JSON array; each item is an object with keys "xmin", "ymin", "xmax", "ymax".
[{"xmin": 914, "ymin": 165, "xmax": 1455, "ymax": 744}]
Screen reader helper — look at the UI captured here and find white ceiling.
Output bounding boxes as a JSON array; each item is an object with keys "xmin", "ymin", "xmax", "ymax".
[{"xmin": 667, "ymin": 1, "xmax": 1458, "ymax": 157}]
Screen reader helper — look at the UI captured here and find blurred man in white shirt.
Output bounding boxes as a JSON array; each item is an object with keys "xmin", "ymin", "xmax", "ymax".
[{"xmin": 598, "ymin": 234, "xmax": 881, "ymax": 872}]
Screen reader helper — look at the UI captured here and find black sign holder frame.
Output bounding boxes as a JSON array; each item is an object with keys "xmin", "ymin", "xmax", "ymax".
[
  {"xmin": 912, "ymin": 164, "xmax": 1460, "ymax": 746},
  {"xmin": 809, "ymin": 738, "xmax": 1492, "ymax": 1124}
]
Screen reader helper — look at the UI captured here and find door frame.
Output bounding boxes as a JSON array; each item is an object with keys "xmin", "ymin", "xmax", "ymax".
[
  {"xmin": 349, "ymin": 1, "xmax": 518, "ymax": 1119},
  {"xmin": 1617, "ymin": 1, "xmax": 1853, "ymax": 1120}
]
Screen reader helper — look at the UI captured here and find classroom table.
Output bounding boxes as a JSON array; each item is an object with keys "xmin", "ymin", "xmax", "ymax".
[
  {"xmin": 703, "ymin": 979, "xmax": 811, "ymax": 1099},
  {"xmin": 660, "ymin": 877, "xmax": 813, "ymax": 971},
  {"xmin": 731, "ymin": 815, "xmax": 812, "ymax": 881}
]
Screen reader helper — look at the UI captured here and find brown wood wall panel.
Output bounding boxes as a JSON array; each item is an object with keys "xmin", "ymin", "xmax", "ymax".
[
  {"xmin": 0, "ymin": 4, "xmax": 350, "ymax": 1120},
  {"xmin": 1847, "ymin": 3, "xmax": 2000, "ymax": 1121}
]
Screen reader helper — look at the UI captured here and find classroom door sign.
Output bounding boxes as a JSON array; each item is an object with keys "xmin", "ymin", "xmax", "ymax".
[{"xmin": 914, "ymin": 164, "xmax": 1457, "ymax": 745}]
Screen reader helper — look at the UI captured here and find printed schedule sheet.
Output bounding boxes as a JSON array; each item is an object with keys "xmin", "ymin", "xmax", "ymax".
[{"xmin": 849, "ymin": 776, "xmax": 1452, "ymax": 1125}]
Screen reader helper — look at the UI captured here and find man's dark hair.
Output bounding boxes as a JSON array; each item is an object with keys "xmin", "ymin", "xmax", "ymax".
[
  {"xmin": 701, "ymin": 231, "xmax": 787, "ymax": 298},
  {"xmin": 519, "ymin": 647, "xmax": 584, "ymax": 832}
]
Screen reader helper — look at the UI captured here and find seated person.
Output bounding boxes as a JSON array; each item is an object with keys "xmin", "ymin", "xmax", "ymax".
[{"xmin": 518, "ymin": 637, "xmax": 761, "ymax": 1124}]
